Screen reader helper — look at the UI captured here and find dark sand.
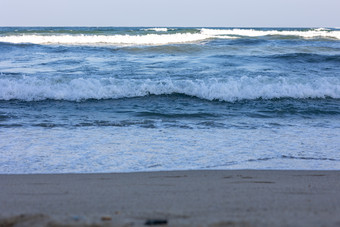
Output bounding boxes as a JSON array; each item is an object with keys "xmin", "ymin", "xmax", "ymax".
[{"xmin": 1, "ymin": 170, "xmax": 340, "ymax": 226}]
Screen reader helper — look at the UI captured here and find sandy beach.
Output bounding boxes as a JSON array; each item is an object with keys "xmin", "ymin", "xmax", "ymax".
[{"xmin": 1, "ymin": 170, "xmax": 340, "ymax": 226}]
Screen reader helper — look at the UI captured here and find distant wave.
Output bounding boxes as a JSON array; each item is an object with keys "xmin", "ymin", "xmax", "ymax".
[
  {"xmin": 1, "ymin": 76, "xmax": 339, "ymax": 101},
  {"xmin": 142, "ymin": 28, "xmax": 169, "ymax": 32},
  {"xmin": 201, "ymin": 28, "xmax": 340, "ymax": 39},
  {"xmin": 1, "ymin": 28, "xmax": 338, "ymax": 46},
  {"xmin": 0, "ymin": 33, "xmax": 214, "ymax": 46}
]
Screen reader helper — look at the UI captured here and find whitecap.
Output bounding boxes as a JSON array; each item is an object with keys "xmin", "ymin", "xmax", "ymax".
[
  {"xmin": 0, "ymin": 33, "xmax": 211, "ymax": 46},
  {"xmin": 200, "ymin": 28, "xmax": 340, "ymax": 39},
  {"xmin": 1, "ymin": 76, "xmax": 339, "ymax": 101},
  {"xmin": 142, "ymin": 28, "xmax": 169, "ymax": 32}
]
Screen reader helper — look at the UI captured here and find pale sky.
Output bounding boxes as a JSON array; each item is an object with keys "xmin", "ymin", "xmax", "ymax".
[{"xmin": 1, "ymin": 0, "xmax": 339, "ymax": 27}]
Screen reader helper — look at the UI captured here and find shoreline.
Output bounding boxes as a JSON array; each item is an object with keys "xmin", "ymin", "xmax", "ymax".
[{"xmin": 1, "ymin": 170, "xmax": 340, "ymax": 226}]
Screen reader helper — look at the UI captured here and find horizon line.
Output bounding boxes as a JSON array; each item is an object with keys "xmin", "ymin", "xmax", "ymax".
[{"xmin": 0, "ymin": 25, "xmax": 338, "ymax": 28}]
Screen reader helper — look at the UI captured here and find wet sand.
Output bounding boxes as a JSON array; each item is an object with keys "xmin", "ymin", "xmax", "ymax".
[{"xmin": 1, "ymin": 170, "xmax": 340, "ymax": 226}]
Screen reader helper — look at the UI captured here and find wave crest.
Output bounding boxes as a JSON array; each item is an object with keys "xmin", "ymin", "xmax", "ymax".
[
  {"xmin": 201, "ymin": 28, "xmax": 340, "ymax": 39},
  {"xmin": 1, "ymin": 28, "xmax": 338, "ymax": 46},
  {"xmin": 0, "ymin": 33, "xmax": 211, "ymax": 46},
  {"xmin": 1, "ymin": 76, "xmax": 339, "ymax": 101},
  {"xmin": 142, "ymin": 28, "xmax": 169, "ymax": 32}
]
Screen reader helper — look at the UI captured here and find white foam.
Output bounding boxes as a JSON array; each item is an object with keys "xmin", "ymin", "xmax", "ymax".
[
  {"xmin": 201, "ymin": 28, "xmax": 340, "ymax": 39},
  {"xmin": 0, "ymin": 33, "xmax": 211, "ymax": 46},
  {"xmin": 1, "ymin": 76, "xmax": 339, "ymax": 101},
  {"xmin": 1, "ymin": 28, "xmax": 337, "ymax": 46},
  {"xmin": 314, "ymin": 28, "xmax": 329, "ymax": 31},
  {"xmin": 142, "ymin": 28, "xmax": 168, "ymax": 32}
]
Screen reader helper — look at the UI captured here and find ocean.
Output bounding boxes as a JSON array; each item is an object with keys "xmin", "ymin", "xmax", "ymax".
[{"xmin": 0, "ymin": 27, "xmax": 339, "ymax": 173}]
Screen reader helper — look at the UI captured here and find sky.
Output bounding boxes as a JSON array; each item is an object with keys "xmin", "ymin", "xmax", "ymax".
[{"xmin": 1, "ymin": 0, "xmax": 339, "ymax": 27}]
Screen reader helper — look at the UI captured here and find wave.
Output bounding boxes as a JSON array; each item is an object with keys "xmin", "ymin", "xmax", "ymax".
[
  {"xmin": 142, "ymin": 28, "xmax": 169, "ymax": 32},
  {"xmin": 268, "ymin": 53, "xmax": 340, "ymax": 63},
  {"xmin": 1, "ymin": 28, "xmax": 338, "ymax": 46},
  {"xmin": 200, "ymin": 28, "xmax": 340, "ymax": 39},
  {"xmin": 1, "ymin": 76, "xmax": 339, "ymax": 101},
  {"xmin": 0, "ymin": 33, "xmax": 214, "ymax": 46}
]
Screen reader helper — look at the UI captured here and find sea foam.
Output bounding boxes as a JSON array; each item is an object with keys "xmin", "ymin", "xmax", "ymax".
[
  {"xmin": 1, "ymin": 76, "xmax": 339, "ymax": 101},
  {"xmin": 0, "ymin": 33, "xmax": 212, "ymax": 46},
  {"xmin": 201, "ymin": 28, "xmax": 340, "ymax": 39},
  {"xmin": 1, "ymin": 28, "xmax": 338, "ymax": 46},
  {"xmin": 142, "ymin": 28, "xmax": 169, "ymax": 32}
]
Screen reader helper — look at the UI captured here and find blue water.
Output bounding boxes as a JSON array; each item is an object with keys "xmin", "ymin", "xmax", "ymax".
[{"xmin": 0, "ymin": 27, "xmax": 340, "ymax": 173}]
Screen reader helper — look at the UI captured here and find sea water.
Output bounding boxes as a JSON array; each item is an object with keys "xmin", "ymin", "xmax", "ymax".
[{"xmin": 0, "ymin": 27, "xmax": 339, "ymax": 173}]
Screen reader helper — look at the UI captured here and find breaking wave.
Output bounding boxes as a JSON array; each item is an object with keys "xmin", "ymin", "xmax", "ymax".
[
  {"xmin": 1, "ymin": 76, "xmax": 339, "ymax": 101},
  {"xmin": 0, "ymin": 33, "xmax": 215, "ymax": 46},
  {"xmin": 142, "ymin": 28, "xmax": 169, "ymax": 32},
  {"xmin": 200, "ymin": 28, "xmax": 340, "ymax": 39},
  {"xmin": 1, "ymin": 28, "xmax": 338, "ymax": 46}
]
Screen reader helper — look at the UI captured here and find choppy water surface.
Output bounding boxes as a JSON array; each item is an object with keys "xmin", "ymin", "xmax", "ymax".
[{"xmin": 0, "ymin": 27, "xmax": 340, "ymax": 173}]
